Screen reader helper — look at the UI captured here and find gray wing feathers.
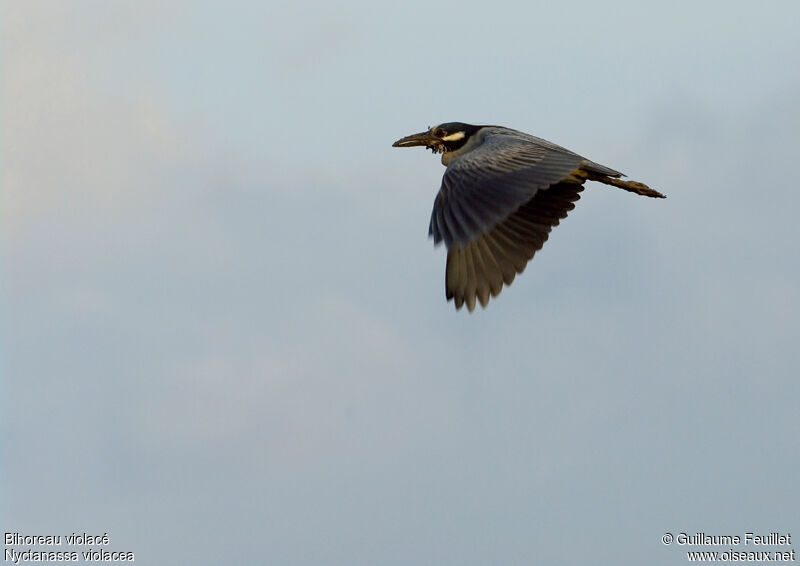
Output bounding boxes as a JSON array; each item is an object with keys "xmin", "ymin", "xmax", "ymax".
[
  {"xmin": 445, "ymin": 182, "xmax": 584, "ymax": 311},
  {"xmin": 427, "ymin": 127, "xmax": 619, "ymax": 310},
  {"xmin": 579, "ymin": 158, "xmax": 622, "ymax": 178},
  {"xmin": 430, "ymin": 131, "xmax": 586, "ymax": 248}
]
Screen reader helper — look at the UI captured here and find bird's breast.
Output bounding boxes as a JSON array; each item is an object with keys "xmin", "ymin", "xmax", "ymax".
[{"xmin": 440, "ymin": 145, "xmax": 472, "ymax": 166}]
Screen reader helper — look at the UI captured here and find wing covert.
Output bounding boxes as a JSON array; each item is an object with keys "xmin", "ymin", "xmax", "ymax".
[{"xmin": 429, "ymin": 129, "xmax": 587, "ymax": 248}]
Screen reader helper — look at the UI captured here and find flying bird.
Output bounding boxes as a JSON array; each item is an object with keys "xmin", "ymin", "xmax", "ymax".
[{"xmin": 393, "ymin": 122, "xmax": 665, "ymax": 312}]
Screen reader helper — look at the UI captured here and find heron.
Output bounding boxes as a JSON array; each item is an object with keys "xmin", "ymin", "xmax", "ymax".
[{"xmin": 393, "ymin": 122, "xmax": 665, "ymax": 311}]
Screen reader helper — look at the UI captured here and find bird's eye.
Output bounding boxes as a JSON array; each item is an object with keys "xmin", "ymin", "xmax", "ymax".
[{"xmin": 434, "ymin": 128, "xmax": 446, "ymax": 137}]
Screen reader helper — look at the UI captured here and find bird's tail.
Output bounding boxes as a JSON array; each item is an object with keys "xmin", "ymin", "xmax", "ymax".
[{"xmin": 585, "ymin": 172, "xmax": 666, "ymax": 198}]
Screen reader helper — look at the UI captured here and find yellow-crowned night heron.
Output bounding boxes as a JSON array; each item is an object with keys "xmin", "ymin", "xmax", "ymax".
[{"xmin": 393, "ymin": 122, "xmax": 665, "ymax": 312}]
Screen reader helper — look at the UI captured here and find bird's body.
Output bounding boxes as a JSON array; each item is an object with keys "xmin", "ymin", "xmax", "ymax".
[{"xmin": 393, "ymin": 122, "xmax": 665, "ymax": 312}]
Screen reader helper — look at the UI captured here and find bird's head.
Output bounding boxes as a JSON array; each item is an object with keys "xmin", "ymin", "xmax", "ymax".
[{"xmin": 392, "ymin": 122, "xmax": 480, "ymax": 155}]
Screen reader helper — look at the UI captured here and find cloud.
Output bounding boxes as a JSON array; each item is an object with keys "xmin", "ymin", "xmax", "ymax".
[{"xmin": 3, "ymin": 2, "xmax": 799, "ymax": 564}]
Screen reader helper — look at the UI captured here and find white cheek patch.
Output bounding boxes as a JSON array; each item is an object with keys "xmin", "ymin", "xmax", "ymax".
[{"xmin": 441, "ymin": 131, "xmax": 465, "ymax": 142}]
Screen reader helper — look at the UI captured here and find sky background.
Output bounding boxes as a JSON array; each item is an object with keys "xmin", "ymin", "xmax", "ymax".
[{"xmin": 2, "ymin": 1, "xmax": 799, "ymax": 564}]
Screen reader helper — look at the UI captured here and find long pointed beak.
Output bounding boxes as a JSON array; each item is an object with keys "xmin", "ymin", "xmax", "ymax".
[{"xmin": 392, "ymin": 130, "xmax": 437, "ymax": 148}]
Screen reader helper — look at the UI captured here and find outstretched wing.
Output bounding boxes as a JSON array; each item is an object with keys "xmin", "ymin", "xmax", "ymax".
[
  {"xmin": 445, "ymin": 181, "xmax": 585, "ymax": 312},
  {"xmin": 429, "ymin": 128, "xmax": 609, "ymax": 248}
]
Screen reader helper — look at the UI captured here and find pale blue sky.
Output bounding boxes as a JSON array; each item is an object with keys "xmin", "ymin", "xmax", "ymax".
[{"xmin": 3, "ymin": 1, "xmax": 799, "ymax": 564}]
